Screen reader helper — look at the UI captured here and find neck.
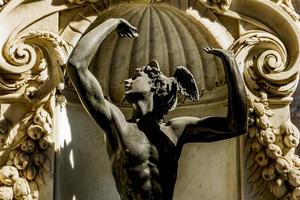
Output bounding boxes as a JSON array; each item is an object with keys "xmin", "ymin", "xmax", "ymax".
[{"xmin": 130, "ymin": 93, "xmax": 164, "ymax": 122}]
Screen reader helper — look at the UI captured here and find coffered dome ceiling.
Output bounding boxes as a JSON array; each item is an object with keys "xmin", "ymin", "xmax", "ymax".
[{"xmin": 86, "ymin": 4, "xmax": 226, "ymax": 104}]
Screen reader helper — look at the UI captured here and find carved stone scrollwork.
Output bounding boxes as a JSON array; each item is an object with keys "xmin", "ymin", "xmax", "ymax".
[
  {"xmin": 0, "ymin": 30, "xmax": 71, "ymax": 100},
  {"xmin": 231, "ymin": 31, "xmax": 298, "ymax": 98},
  {"xmin": 0, "ymin": 28, "xmax": 71, "ymax": 199},
  {"xmin": 231, "ymin": 30, "xmax": 300, "ymax": 199}
]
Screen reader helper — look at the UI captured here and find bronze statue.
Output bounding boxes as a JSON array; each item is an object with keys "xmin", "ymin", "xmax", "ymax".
[{"xmin": 67, "ymin": 18, "xmax": 248, "ymax": 200}]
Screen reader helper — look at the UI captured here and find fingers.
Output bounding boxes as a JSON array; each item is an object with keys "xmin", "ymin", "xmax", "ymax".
[
  {"xmin": 118, "ymin": 33, "xmax": 134, "ymax": 38},
  {"xmin": 123, "ymin": 28, "xmax": 139, "ymax": 38},
  {"xmin": 132, "ymin": 31, "xmax": 139, "ymax": 38},
  {"xmin": 129, "ymin": 28, "xmax": 139, "ymax": 38},
  {"xmin": 117, "ymin": 18, "xmax": 139, "ymax": 38},
  {"xmin": 130, "ymin": 26, "xmax": 138, "ymax": 33},
  {"xmin": 125, "ymin": 33, "xmax": 133, "ymax": 37},
  {"xmin": 203, "ymin": 47, "xmax": 221, "ymax": 55},
  {"xmin": 120, "ymin": 18, "xmax": 138, "ymax": 32},
  {"xmin": 203, "ymin": 47, "xmax": 211, "ymax": 52},
  {"xmin": 203, "ymin": 47, "xmax": 215, "ymax": 53},
  {"xmin": 118, "ymin": 28, "xmax": 139, "ymax": 38}
]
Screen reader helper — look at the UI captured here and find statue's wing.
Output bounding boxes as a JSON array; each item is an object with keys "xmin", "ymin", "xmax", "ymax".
[{"xmin": 174, "ymin": 66, "xmax": 199, "ymax": 101}]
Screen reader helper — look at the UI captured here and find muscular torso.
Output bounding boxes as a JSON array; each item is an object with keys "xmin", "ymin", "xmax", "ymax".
[{"xmin": 106, "ymin": 113, "xmax": 182, "ymax": 200}]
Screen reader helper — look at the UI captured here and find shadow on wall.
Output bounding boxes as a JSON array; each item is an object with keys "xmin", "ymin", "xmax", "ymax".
[{"xmin": 54, "ymin": 103, "xmax": 120, "ymax": 200}]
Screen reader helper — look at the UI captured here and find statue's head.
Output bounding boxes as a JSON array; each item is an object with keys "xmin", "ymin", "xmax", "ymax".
[{"xmin": 124, "ymin": 60, "xmax": 199, "ymax": 118}]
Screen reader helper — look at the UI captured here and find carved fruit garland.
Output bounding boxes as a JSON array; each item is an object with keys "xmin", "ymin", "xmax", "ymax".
[
  {"xmin": 0, "ymin": 28, "xmax": 70, "ymax": 199},
  {"xmin": 246, "ymin": 94, "xmax": 300, "ymax": 199},
  {"xmin": 0, "ymin": 98, "xmax": 53, "ymax": 200}
]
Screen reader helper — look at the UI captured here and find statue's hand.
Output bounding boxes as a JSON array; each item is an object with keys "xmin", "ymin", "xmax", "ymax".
[
  {"xmin": 203, "ymin": 47, "xmax": 233, "ymax": 58},
  {"xmin": 116, "ymin": 19, "xmax": 139, "ymax": 38}
]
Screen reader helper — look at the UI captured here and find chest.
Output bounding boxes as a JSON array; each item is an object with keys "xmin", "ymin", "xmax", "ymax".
[
  {"xmin": 120, "ymin": 126, "xmax": 154, "ymax": 160},
  {"xmin": 130, "ymin": 124, "xmax": 177, "ymax": 158},
  {"xmin": 114, "ymin": 123, "xmax": 177, "ymax": 163}
]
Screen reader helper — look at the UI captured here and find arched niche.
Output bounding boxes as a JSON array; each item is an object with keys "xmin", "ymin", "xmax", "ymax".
[{"xmin": 58, "ymin": 2, "xmax": 239, "ymax": 200}]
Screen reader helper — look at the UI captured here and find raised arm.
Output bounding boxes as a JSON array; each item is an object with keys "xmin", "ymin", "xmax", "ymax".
[
  {"xmin": 67, "ymin": 18, "xmax": 138, "ymax": 130},
  {"xmin": 174, "ymin": 48, "xmax": 248, "ymax": 143}
]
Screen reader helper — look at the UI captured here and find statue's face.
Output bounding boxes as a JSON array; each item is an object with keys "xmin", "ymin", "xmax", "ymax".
[{"xmin": 124, "ymin": 71, "xmax": 153, "ymax": 101}]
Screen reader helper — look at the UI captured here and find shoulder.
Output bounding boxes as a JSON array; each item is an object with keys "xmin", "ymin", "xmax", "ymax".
[{"xmin": 105, "ymin": 101, "xmax": 130, "ymax": 129}]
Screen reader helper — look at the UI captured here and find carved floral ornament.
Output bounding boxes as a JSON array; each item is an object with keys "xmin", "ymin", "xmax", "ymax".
[{"xmin": 0, "ymin": 0, "xmax": 299, "ymax": 200}]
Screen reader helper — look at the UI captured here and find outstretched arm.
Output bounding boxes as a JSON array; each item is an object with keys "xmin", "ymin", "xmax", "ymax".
[
  {"xmin": 69, "ymin": 18, "xmax": 138, "ymax": 68},
  {"xmin": 67, "ymin": 18, "xmax": 138, "ymax": 130},
  {"xmin": 174, "ymin": 48, "xmax": 248, "ymax": 143}
]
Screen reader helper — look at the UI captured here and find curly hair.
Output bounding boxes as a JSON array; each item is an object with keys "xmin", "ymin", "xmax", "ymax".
[
  {"xmin": 133, "ymin": 60, "xmax": 199, "ymax": 119},
  {"xmin": 136, "ymin": 63, "xmax": 178, "ymax": 117}
]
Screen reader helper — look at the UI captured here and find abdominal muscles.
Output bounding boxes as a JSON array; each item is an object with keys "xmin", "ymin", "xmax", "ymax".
[{"xmin": 111, "ymin": 146, "xmax": 162, "ymax": 200}]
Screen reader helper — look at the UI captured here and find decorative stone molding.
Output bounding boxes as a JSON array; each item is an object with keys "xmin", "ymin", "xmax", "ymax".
[
  {"xmin": 272, "ymin": 0, "xmax": 300, "ymax": 21},
  {"xmin": 0, "ymin": 30, "xmax": 70, "ymax": 101},
  {"xmin": 230, "ymin": 29, "xmax": 300, "ymax": 199},
  {"xmin": 231, "ymin": 31, "xmax": 297, "ymax": 97}
]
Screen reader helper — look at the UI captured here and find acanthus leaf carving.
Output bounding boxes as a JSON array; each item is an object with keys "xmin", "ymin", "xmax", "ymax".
[
  {"xmin": 20, "ymin": 31, "xmax": 71, "ymax": 66},
  {"xmin": 0, "ymin": 30, "xmax": 71, "ymax": 101},
  {"xmin": 231, "ymin": 31, "xmax": 298, "ymax": 98}
]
